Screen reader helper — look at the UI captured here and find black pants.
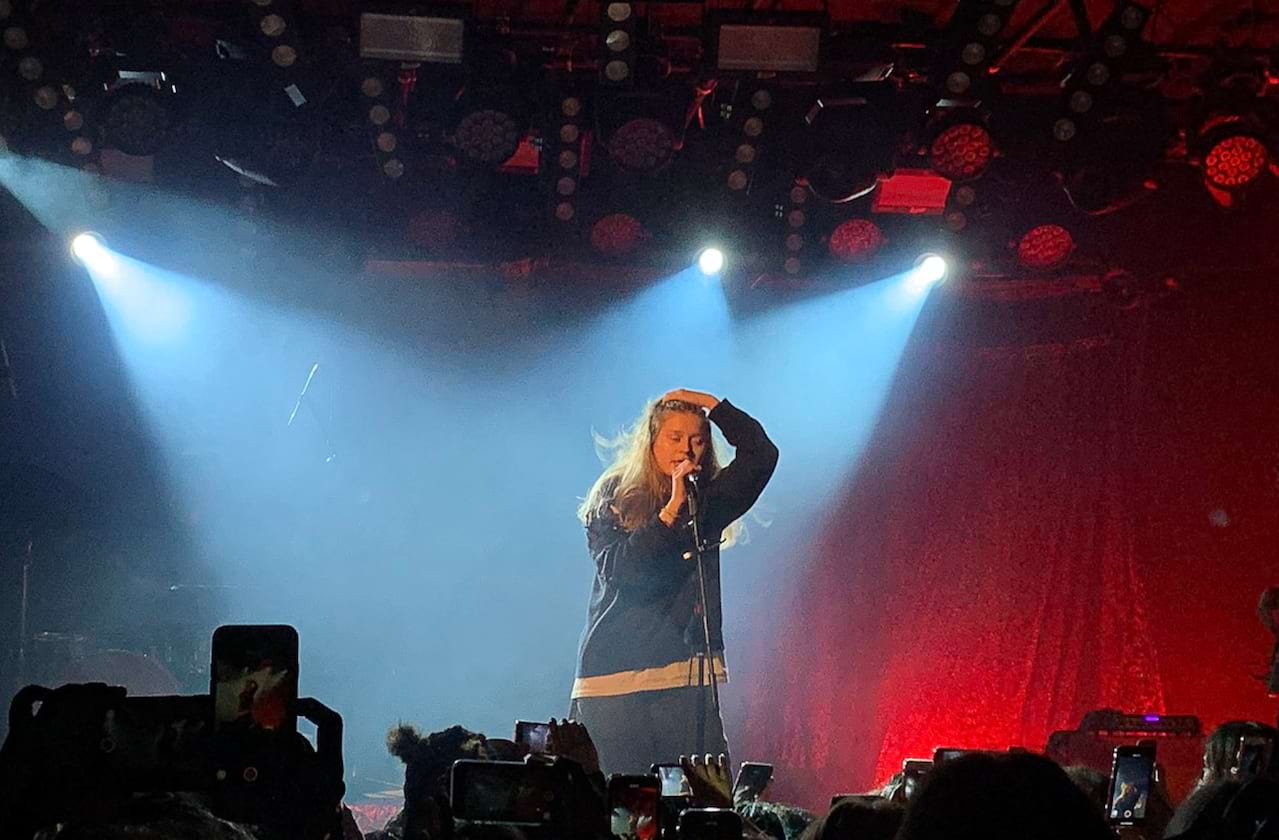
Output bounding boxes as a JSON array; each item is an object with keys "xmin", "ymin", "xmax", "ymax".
[{"xmin": 569, "ymin": 686, "xmax": 730, "ymax": 776}]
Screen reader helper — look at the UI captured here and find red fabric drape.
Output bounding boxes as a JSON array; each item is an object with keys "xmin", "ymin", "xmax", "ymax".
[{"xmin": 729, "ymin": 295, "xmax": 1279, "ymax": 806}]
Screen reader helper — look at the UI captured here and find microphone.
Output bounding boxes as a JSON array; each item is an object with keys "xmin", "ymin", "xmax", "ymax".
[{"xmin": 684, "ymin": 469, "xmax": 705, "ymax": 495}]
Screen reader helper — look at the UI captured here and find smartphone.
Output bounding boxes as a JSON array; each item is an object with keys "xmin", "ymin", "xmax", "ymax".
[
  {"xmin": 652, "ymin": 764, "xmax": 692, "ymax": 799},
  {"xmin": 210, "ymin": 624, "xmax": 299, "ymax": 735},
  {"xmin": 1107, "ymin": 744, "xmax": 1157, "ymax": 825},
  {"xmin": 609, "ymin": 773, "xmax": 660, "ymax": 840},
  {"xmin": 515, "ymin": 720, "xmax": 552, "ymax": 754},
  {"xmin": 830, "ymin": 794, "xmax": 882, "ymax": 808},
  {"xmin": 732, "ymin": 762, "xmax": 773, "ymax": 802},
  {"xmin": 451, "ymin": 760, "xmax": 560, "ymax": 826},
  {"xmin": 652, "ymin": 764, "xmax": 692, "ymax": 840},
  {"xmin": 678, "ymin": 808, "xmax": 742, "ymax": 840},
  {"xmin": 1234, "ymin": 735, "xmax": 1274, "ymax": 779},
  {"xmin": 901, "ymin": 758, "xmax": 932, "ymax": 799}
]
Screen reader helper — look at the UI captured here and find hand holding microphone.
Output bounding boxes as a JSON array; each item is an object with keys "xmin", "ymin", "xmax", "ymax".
[{"xmin": 660, "ymin": 459, "xmax": 702, "ymax": 527}]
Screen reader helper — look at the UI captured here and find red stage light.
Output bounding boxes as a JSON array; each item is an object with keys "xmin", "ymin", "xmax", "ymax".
[
  {"xmin": 1203, "ymin": 134, "xmax": 1268, "ymax": 189},
  {"xmin": 1016, "ymin": 224, "xmax": 1074, "ymax": 270},
  {"xmin": 590, "ymin": 213, "xmax": 646, "ymax": 256},
  {"xmin": 609, "ymin": 118, "xmax": 675, "ymax": 172},
  {"xmin": 828, "ymin": 219, "xmax": 885, "ymax": 263},
  {"xmin": 930, "ymin": 122, "xmax": 994, "ymax": 181}
]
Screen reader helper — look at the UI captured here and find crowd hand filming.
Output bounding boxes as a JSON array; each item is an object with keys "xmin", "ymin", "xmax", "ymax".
[
  {"xmin": 546, "ymin": 718, "xmax": 601, "ymax": 775},
  {"xmin": 679, "ymin": 753, "xmax": 733, "ymax": 809}
]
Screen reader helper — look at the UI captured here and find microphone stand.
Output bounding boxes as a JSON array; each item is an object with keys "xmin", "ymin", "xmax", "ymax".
[{"xmin": 684, "ymin": 476, "xmax": 721, "ymax": 756}]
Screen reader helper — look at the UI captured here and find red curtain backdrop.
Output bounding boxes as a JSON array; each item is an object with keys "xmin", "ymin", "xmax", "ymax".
[{"xmin": 729, "ymin": 289, "xmax": 1279, "ymax": 806}]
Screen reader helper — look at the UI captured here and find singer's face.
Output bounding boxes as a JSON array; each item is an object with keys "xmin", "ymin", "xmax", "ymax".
[{"xmin": 652, "ymin": 411, "xmax": 708, "ymax": 476}]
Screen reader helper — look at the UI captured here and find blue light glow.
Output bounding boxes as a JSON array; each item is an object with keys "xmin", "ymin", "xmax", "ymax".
[{"xmin": 698, "ymin": 247, "xmax": 725, "ymax": 275}]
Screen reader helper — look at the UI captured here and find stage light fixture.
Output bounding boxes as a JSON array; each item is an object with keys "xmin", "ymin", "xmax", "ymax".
[
  {"xmin": 929, "ymin": 120, "xmax": 994, "ymax": 181},
  {"xmin": 609, "ymin": 118, "xmax": 675, "ymax": 172},
  {"xmin": 548, "ymin": 92, "xmax": 585, "ymax": 224},
  {"xmin": 71, "ymin": 233, "xmax": 116, "ymax": 276},
  {"xmin": 1052, "ymin": 2, "xmax": 1150, "ymax": 145},
  {"xmin": 914, "ymin": 253, "xmax": 948, "ymax": 284},
  {"xmin": 600, "ymin": 2, "xmax": 636, "ymax": 87},
  {"xmin": 101, "ymin": 84, "xmax": 172, "ymax": 156},
  {"xmin": 698, "ymin": 247, "xmax": 725, "ymax": 275},
  {"xmin": 1016, "ymin": 224, "xmax": 1074, "ymax": 270},
  {"xmin": 1202, "ymin": 130, "xmax": 1268, "ymax": 190},
  {"xmin": 455, "ymin": 109, "xmax": 520, "ymax": 165},
  {"xmin": 828, "ymin": 218, "xmax": 885, "ymax": 263},
  {"xmin": 591, "ymin": 213, "xmax": 646, "ymax": 257},
  {"xmin": 360, "ymin": 13, "xmax": 465, "ymax": 64}
]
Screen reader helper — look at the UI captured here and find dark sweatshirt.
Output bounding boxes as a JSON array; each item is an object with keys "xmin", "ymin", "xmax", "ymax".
[{"xmin": 572, "ymin": 399, "xmax": 778, "ymax": 698}]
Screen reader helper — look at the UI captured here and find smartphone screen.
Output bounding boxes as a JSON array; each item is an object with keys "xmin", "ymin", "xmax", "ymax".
[
  {"xmin": 678, "ymin": 808, "xmax": 742, "ymax": 840},
  {"xmin": 609, "ymin": 774, "xmax": 660, "ymax": 840},
  {"xmin": 451, "ymin": 760, "xmax": 558, "ymax": 826},
  {"xmin": 211, "ymin": 625, "xmax": 298, "ymax": 735},
  {"xmin": 514, "ymin": 721, "xmax": 551, "ymax": 754},
  {"xmin": 1108, "ymin": 747, "xmax": 1156, "ymax": 824},
  {"xmin": 1235, "ymin": 736, "xmax": 1274, "ymax": 778},
  {"xmin": 733, "ymin": 762, "xmax": 773, "ymax": 801},
  {"xmin": 652, "ymin": 764, "xmax": 691, "ymax": 799}
]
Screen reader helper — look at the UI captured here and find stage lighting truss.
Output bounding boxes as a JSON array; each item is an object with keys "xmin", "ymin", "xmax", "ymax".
[
  {"xmin": 828, "ymin": 217, "xmax": 886, "ymax": 264},
  {"xmin": 600, "ymin": 1, "xmax": 637, "ymax": 88},
  {"xmin": 1052, "ymin": 2, "xmax": 1151, "ymax": 146},
  {"xmin": 775, "ymin": 179, "xmax": 810, "ymax": 276},
  {"xmin": 721, "ymin": 83, "xmax": 772, "ymax": 197},
  {"xmin": 934, "ymin": 0, "xmax": 1024, "ymax": 99},
  {"xmin": 547, "ymin": 90, "xmax": 587, "ymax": 224},
  {"xmin": 1015, "ymin": 223, "xmax": 1074, "ymax": 270}
]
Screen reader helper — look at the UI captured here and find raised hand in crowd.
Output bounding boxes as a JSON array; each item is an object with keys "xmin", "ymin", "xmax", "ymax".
[
  {"xmin": 548, "ymin": 718, "xmax": 601, "ymax": 775},
  {"xmin": 680, "ymin": 753, "xmax": 733, "ymax": 809}
]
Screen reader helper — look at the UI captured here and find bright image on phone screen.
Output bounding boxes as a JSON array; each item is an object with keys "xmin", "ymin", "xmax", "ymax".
[
  {"xmin": 1109, "ymin": 755, "xmax": 1152, "ymax": 821},
  {"xmin": 213, "ymin": 631, "xmax": 296, "ymax": 733}
]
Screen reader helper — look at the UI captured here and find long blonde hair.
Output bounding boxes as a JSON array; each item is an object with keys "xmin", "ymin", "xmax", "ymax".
[{"xmin": 579, "ymin": 399, "xmax": 741, "ymax": 545}]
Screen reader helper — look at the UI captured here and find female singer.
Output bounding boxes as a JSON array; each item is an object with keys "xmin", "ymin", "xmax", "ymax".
[{"xmin": 570, "ymin": 388, "xmax": 778, "ymax": 774}]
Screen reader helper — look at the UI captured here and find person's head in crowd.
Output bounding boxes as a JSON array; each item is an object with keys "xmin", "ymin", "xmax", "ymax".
[
  {"xmin": 33, "ymin": 792, "xmax": 259, "ymax": 840},
  {"xmin": 1064, "ymin": 765, "xmax": 1110, "ymax": 814},
  {"xmin": 797, "ymin": 797, "xmax": 903, "ymax": 840},
  {"xmin": 1165, "ymin": 776, "xmax": 1279, "ymax": 839},
  {"xmin": 895, "ymin": 752, "xmax": 1113, "ymax": 840},
  {"xmin": 1199, "ymin": 721, "xmax": 1278, "ymax": 787},
  {"xmin": 386, "ymin": 724, "xmax": 506, "ymax": 840}
]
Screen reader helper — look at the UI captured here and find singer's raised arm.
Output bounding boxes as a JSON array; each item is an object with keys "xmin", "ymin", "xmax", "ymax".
[{"xmin": 702, "ymin": 399, "xmax": 779, "ymax": 536}]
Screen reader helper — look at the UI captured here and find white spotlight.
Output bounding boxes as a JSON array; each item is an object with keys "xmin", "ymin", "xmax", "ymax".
[
  {"xmin": 70, "ymin": 232, "xmax": 117, "ymax": 276},
  {"xmin": 916, "ymin": 253, "xmax": 948, "ymax": 284},
  {"xmin": 697, "ymin": 247, "xmax": 725, "ymax": 275}
]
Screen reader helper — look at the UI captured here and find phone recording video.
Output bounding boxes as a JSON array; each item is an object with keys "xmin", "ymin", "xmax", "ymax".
[
  {"xmin": 609, "ymin": 774, "xmax": 660, "ymax": 840},
  {"xmin": 515, "ymin": 720, "xmax": 552, "ymax": 754},
  {"xmin": 653, "ymin": 764, "xmax": 692, "ymax": 799},
  {"xmin": 1107, "ymin": 745, "xmax": 1156, "ymax": 825},
  {"xmin": 1234, "ymin": 735, "xmax": 1274, "ymax": 780},
  {"xmin": 210, "ymin": 624, "xmax": 299, "ymax": 736},
  {"xmin": 678, "ymin": 808, "xmax": 742, "ymax": 840},
  {"xmin": 451, "ymin": 760, "xmax": 560, "ymax": 826},
  {"xmin": 732, "ymin": 762, "xmax": 773, "ymax": 803}
]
